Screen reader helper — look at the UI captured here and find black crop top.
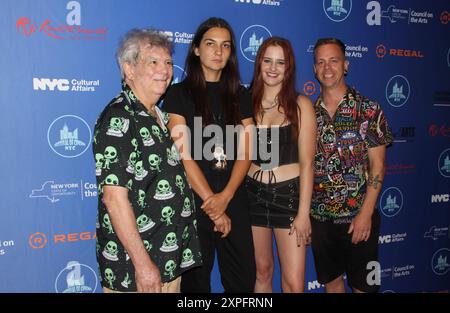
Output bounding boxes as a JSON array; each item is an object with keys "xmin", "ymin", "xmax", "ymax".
[{"xmin": 253, "ymin": 124, "xmax": 298, "ymax": 169}]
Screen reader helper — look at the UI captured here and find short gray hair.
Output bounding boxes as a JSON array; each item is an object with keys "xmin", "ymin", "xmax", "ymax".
[{"xmin": 116, "ymin": 28, "xmax": 173, "ymax": 79}]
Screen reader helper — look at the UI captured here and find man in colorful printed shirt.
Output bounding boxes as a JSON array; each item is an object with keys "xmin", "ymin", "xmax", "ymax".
[
  {"xmin": 93, "ymin": 28, "xmax": 201, "ymax": 293},
  {"xmin": 310, "ymin": 38, "xmax": 393, "ymax": 293}
]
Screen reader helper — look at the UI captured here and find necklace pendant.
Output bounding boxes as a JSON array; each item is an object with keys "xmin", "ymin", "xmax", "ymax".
[{"xmin": 213, "ymin": 144, "xmax": 227, "ymax": 170}]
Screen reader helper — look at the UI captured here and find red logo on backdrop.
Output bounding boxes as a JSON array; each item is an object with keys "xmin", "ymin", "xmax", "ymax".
[
  {"xmin": 385, "ymin": 164, "xmax": 416, "ymax": 176},
  {"xmin": 16, "ymin": 3, "xmax": 106, "ymax": 40},
  {"xmin": 28, "ymin": 231, "xmax": 96, "ymax": 250},
  {"xmin": 376, "ymin": 44, "xmax": 386, "ymax": 58},
  {"xmin": 303, "ymin": 81, "xmax": 316, "ymax": 96},
  {"xmin": 16, "ymin": 17, "xmax": 36, "ymax": 36},
  {"xmin": 441, "ymin": 11, "xmax": 449, "ymax": 24},
  {"xmin": 390, "ymin": 48, "xmax": 424, "ymax": 58},
  {"xmin": 429, "ymin": 124, "xmax": 450, "ymax": 137},
  {"xmin": 16, "ymin": 17, "xmax": 107, "ymax": 40},
  {"xmin": 29, "ymin": 232, "xmax": 48, "ymax": 249},
  {"xmin": 376, "ymin": 44, "xmax": 424, "ymax": 59}
]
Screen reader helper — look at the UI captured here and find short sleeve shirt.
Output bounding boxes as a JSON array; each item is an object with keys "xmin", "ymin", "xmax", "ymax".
[
  {"xmin": 93, "ymin": 82, "xmax": 202, "ymax": 291},
  {"xmin": 163, "ymin": 81, "xmax": 253, "ymax": 183},
  {"xmin": 311, "ymin": 87, "xmax": 393, "ymax": 222}
]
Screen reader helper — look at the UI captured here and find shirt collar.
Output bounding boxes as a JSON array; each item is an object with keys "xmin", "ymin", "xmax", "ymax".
[
  {"xmin": 315, "ymin": 86, "xmax": 356, "ymax": 110},
  {"xmin": 121, "ymin": 80, "xmax": 149, "ymax": 115},
  {"xmin": 120, "ymin": 81, "xmax": 168, "ymax": 131}
]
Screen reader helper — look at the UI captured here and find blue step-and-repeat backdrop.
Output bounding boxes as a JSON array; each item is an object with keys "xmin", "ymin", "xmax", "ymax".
[{"xmin": 1, "ymin": 0, "xmax": 449, "ymax": 293}]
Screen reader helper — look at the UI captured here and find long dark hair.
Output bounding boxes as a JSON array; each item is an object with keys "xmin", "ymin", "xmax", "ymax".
[
  {"xmin": 250, "ymin": 36, "xmax": 299, "ymax": 139},
  {"xmin": 184, "ymin": 17, "xmax": 241, "ymax": 125}
]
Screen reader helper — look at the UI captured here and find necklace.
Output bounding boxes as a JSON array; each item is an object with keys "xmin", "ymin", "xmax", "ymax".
[{"xmin": 262, "ymin": 97, "xmax": 278, "ymax": 111}]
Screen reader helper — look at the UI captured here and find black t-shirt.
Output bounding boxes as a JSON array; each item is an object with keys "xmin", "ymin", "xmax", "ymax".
[{"xmin": 163, "ymin": 81, "xmax": 252, "ymax": 186}]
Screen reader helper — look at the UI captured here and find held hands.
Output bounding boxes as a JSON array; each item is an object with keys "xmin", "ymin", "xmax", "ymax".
[
  {"xmin": 135, "ymin": 262, "xmax": 163, "ymax": 293},
  {"xmin": 201, "ymin": 190, "xmax": 233, "ymax": 237},
  {"xmin": 348, "ymin": 211, "xmax": 372, "ymax": 244},
  {"xmin": 201, "ymin": 191, "xmax": 233, "ymax": 221},
  {"xmin": 289, "ymin": 213, "xmax": 312, "ymax": 247},
  {"xmin": 213, "ymin": 213, "xmax": 231, "ymax": 238}
]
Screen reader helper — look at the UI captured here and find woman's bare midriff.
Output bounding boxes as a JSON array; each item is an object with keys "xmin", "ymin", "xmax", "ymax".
[{"xmin": 247, "ymin": 162, "xmax": 300, "ymax": 184}]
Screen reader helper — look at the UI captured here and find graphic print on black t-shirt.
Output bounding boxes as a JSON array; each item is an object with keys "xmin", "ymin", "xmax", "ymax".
[{"xmin": 163, "ymin": 81, "xmax": 253, "ymax": 179}]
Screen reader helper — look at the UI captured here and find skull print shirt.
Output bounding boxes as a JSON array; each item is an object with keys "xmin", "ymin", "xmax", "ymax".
[
  {"xmin": 93, "ymin": 82, "xmax": 202, "ymax": 291},
  {"xmin": 311, "ymin": 87, "xmax": 393, "ymax": 222}
]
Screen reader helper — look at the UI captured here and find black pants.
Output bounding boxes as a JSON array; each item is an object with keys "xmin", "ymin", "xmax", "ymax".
[{"xmin": 181, "ymin": 185, "xmax": 256, "ymax": 293}]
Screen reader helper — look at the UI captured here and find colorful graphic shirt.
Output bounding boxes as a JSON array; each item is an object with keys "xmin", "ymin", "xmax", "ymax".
[
  {"xmin": 311, "ymin": 87, "xmax": 393, "ymax": 222},
  {"xmin": 93, "ymin": 82, "xmax": 201, "ymax": 291}
]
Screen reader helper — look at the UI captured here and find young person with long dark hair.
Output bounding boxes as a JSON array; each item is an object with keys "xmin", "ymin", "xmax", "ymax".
[
  {"xmin": 246, "ymin": 37, "xmax": 316, "ymax": 292},
  {"xmin": 163, "ymin": 17, "xmax": 256, "ymax": 292}
]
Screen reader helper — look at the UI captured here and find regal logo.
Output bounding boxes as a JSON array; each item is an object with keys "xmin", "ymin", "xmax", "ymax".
[
  {"xmin": 376, "ymin": 45, "xmax": 424, "ymax": 59},
  {"xmin": 376, "ymin": 44, "xmax": 386, "ymax": 58},
  {"xmin": 440, "ymin": 11, "xmax": 449, "ymax": 25},
  {"xmin": 389, "ymin": 48, "xmax": 424, "ymax": 58},
  {"xmin": 29, "ymin": 232, "xmax": 48, "ymax": 249},
  {"xmin": 303, "ymin": 81, "xmax": 317, "ymax": 96}
]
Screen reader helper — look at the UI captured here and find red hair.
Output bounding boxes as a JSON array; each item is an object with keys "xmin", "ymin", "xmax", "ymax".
[{"xmin": 250, "ymin": 37, "xmax": 299, "ymax": 139}]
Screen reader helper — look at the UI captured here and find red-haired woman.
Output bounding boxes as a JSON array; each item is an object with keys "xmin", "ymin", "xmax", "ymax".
[{"xmin": 246, "ymin": 37, "xmax": 317, "ymax": 292}]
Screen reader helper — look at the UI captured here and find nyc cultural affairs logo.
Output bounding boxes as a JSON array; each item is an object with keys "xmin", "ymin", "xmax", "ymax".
[
  {"xmin": 55, "ymin": 261, "xmax": 98, "ymax": 293},
  {"xmin": 385, "ymin": 75, "xmax": 410, "ymax": 107},
  {"xmin": 240, "ymin": 25, "xmax": 272, "ymax": 62},
  {"xmin": 438, "ymin": 148, "xmax": 450, "ymax": 178},
  {"xmin": 323, "ymin": 0, "xmax": 352, "ymax": 22},
  {"xmin": 47, "ymin": 115, "xmax": 91, "ymax": 158},
  {"xmin": 171, "ymin": 65, "xmax": 186, "ymax": 85},
  {"xmin": 380, "ymin": 187, "xmax": 403, "ymax": 217},
  {"xmin": 431, "ymin": 248, "xmax": 450, "ymax": 276},
  {"xmin": 447, "ymin": 48, "xmax": 450, "ymax": 68}
]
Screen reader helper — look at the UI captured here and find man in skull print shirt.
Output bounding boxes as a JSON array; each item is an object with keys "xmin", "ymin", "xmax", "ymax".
[{"xmin": 93, "ymin": 28, "xmax": 201, "ymax": 293}]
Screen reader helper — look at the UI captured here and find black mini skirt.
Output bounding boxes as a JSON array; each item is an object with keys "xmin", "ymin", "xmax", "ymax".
[{"xmin": 245, "ymin": 175, "xmax": 300, "ymax": 229}]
